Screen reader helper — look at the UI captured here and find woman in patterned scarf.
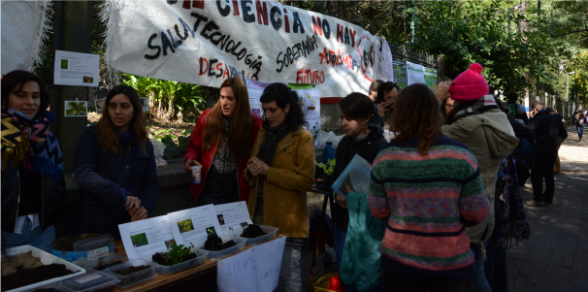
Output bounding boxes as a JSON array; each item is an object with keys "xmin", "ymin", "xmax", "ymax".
[{"xmin": 1, "ymin": 70, "xmax": 65, "ymax": 252}]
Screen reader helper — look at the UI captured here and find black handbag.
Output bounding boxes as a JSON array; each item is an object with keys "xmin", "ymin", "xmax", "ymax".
[{"xmin": 494, "ymin": 175, "xmax": 508, "ymax": 226}]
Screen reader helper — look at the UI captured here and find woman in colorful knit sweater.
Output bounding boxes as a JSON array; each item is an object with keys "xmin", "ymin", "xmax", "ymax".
[{"xmin": 368, "ymin": 84, "xmax": 490, "ymax": 292}]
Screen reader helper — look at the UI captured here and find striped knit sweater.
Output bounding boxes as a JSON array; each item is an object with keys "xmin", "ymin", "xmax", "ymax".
[{"xmin": 368, "ymin": 136, "xmax": 489, "ymax": 280}]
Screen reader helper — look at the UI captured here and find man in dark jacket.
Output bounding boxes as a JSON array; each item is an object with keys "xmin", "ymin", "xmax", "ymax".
[
  {"xmin": 368, "ymin": 82, "xmax": 399, "ymax": 127},
  {"xmin": 547, "ymin": 108, "xmax": 564, "ymax": 173},
  {"xmin": 526, "ymin": 109, "xmax": 567, "ymax": 207}
]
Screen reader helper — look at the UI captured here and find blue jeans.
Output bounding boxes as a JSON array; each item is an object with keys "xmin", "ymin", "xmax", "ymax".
[
  {"xmin": 484, "ymin": 246, "xmax": 509, "ymax": 292},
  {"xmin": 470, "ymin": 243, "xmax": 492, "ymax": 292},
  {"xmin": 1, "ymin": 222, "xmax": 55, "ymax": 253},
  {"xmin": 578, "ymin": 125, "xmax": 584, "ymax": 141}
]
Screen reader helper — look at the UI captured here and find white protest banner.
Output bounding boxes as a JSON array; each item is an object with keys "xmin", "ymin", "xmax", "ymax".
[
  {"xmin": 1, "ymin": 0, "xmax": 52, "ymax": 74},
  {"xmin": 217, "ymin": 236, "xmax": 286, "ymax": 292},
  {"xmin": 406, "ymin": 61, "xmax": 425, "ymax": 86},
  {"xmin": 214, "ymin": 201, "xmax": 253, "ymax": 236},
  {"xmin": 118, "ymin": 215, "xmax": 176, "ymax": 259},
  {"xmin": 102, "ymin": 0, "xmax": 392, "ymax": 97},
  {"xmin": 168, "ymin": 204, "xmax": 225, "ymax": 249}
]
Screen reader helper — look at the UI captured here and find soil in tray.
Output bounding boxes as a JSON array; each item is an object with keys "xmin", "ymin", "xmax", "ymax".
[
  {"xmin": 113, "ymin": 265, "xmax": 151, "ymax": 275},
  {"xmin": 94, "ymin": 261, "xmax": 124, "ymax": 271},
  {"xmin": 152, "ymin": 251, "xmax": 197, "ymax": 266},
  {"xmin": 204, "ymin": 234, "xmax": 236, "ymax": 251},
  {"xmin": 240, "ymin": 224, "xmax": 267, "ymax": 238},
  {"xmin": 1, "ymin": 264, "xmax": 74, "ymax": 291}
]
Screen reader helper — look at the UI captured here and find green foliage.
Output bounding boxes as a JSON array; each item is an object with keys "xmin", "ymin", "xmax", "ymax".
[
  {"xmin": 166, "ymin": 243, "xmax": 195, "ymax": 265},
  {"xmin": 122, "ymin": 74, "xmax": 208, "ymax": 122},
  {"xmin": 316, "ymin": 159, "xmax": 336, "ymax": 176},
  {"xmin": 409, "ymin": 1, "xmax": 552, "ymax": 98}
]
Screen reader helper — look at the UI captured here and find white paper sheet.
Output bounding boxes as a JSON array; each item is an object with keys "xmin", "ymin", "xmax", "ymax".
[
  {"xmin": 406, "ymin": 61, "xmax": 425, "ymax": 86},
  {"xmin": 167, "ymin": 204, "xmax": 225, "ymax": 249},
  {"xmin": 118, "ymin": 215, "xmax": 175, "ymax": 260},
  {"xmin": 246, "ymin": 80, "xmax": 272, "ymax": 115},
  {"xmin": 292, "ymin": 88, "xmax": 321, "ymax": 147},
  {"xmin": 214, "ymin": 201, "xmax": 253, "ymax": 236},
  {"xmin": 217, "ymin": 236, "xmax": 286, "ymax": 292},
  {"xmin": 54, "ymin": 50, "xmax": 99, "ymax": 87}
]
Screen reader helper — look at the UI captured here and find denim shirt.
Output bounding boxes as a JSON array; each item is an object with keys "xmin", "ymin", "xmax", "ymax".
[{"xmin": 67, "ymin": 126, "xmax": 159, "ymax": 239}]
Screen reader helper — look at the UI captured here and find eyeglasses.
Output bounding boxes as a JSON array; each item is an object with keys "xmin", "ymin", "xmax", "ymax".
[{"xmin": 445, "ymin": 104, "xmax": 454, "ymax": 109}]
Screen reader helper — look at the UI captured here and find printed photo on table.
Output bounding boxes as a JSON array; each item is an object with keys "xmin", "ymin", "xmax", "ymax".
[
  {"xmin": 130, "ymin": 233, "xmax": 149, "ymax": 248},
  {"xmin": 206, "ymin": 226, "xmax": 216, "ymax": 235},
  {"xmin": 217, "ymin": 215, "xmax": 225, "ymax": 226},
  {"xmin": 177, "ymin": 219, "xmax": 195, "ymax": 233}
]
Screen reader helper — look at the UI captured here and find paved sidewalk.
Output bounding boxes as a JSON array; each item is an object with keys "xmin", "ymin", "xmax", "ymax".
[{"xmin": 508, "ymin": 126, "xmax": 588, "ymax": 292}]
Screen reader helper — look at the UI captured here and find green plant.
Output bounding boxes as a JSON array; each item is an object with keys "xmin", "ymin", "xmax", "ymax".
[
  {"xmin": 316, "ymin": 159, "xmax": 336, "ymax": 176},
  {"xmin": 167, "ymin": 243, "xmax": 195, "ymax": 265}
]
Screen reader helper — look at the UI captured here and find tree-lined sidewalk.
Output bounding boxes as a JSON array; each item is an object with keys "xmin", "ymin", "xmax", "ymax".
[{"xmin": 507, "ymin": 126, "xmax": 588, "ymax": 292}]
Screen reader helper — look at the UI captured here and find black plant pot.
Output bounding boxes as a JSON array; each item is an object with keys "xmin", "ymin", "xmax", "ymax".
[{"xmin": 323, "ymin": 173, "xmax": 334, "ymax": 189}]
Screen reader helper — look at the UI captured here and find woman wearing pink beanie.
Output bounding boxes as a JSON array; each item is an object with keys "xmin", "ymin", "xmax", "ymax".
[{"xmin": 435, "ymin": 63, "xmax": 519, "ymax": 292}]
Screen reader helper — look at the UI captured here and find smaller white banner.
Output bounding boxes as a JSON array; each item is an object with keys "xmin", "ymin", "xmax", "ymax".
[
  {"xmin": 217, "ymin": 236, "xmax": 286, "ymax": 292},
  {"xmin": 214, "ymin": 201, "xmax": 253, "ymax": 236},
  {"xmin": 168, "ymin": 204, "xmax": 225, "ymax": 249},
  {"xmin": 406, "ymin": 61, "xmax": 425, "ymax": 86},
  {"xmin": 118, "ymin": 215, "xmax": 175, "ymax": 260},
  {"xmin": 54, "ymin": 50, "xmax": 99, "ymax": 87}
]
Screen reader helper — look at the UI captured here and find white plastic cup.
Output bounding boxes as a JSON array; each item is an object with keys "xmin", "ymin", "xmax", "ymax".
[{"xmin": 191, "ymin": 165, "xmax": 202, "ymax": 184}]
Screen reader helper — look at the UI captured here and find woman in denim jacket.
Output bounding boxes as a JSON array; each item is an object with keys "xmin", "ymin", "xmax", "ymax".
[{"xmin": 67, "ymin": 85, "xmax": 158, "ymax": 240}]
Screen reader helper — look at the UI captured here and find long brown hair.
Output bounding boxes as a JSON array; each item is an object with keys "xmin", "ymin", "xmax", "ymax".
[
  {"xmin": 202, "ymin": 77, "xmax": 252, "ymax": 161},
  {"xmin": 390, "ymin": 84, "xmax": 443, "ymax": 155},
  {"xmin": 97, "ymin": 85, "xmax": 148, "ymax": 154}
]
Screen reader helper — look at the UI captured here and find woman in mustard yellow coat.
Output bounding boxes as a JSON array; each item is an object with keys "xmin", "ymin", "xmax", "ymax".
[{"xmin": 245, "ymin": 83, "xmax": 314, "ymax": 292}]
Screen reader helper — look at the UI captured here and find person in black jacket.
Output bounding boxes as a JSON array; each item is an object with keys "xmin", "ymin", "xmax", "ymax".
[
  {"xmin": 332, "ymin": 93, "xmax": 387, "ymax": 292},
  {"xmin": 526, "ymin": 109, "xmax": 567, "ymax": 207},
  {"xmin": 368, "ymin": 82, "xmax": 399, "ymax": 128},
  {"xmin": 497, "ymin": 101, "xmax": 536, "ymax": 186}
]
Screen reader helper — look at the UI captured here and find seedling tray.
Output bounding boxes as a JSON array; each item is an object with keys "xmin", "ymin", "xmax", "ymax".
[
  {"xmin": 104, "ymin": 258, "xmax": 158, "ymax": 289},
  {"xmin": 155, "ymin": 251, "xmax": 208, "ymax": 275},
  {"xmin": 2, "ymin": 245, "xmax": 86, "ymax": 292},
  {"xmin": 204, "ymin": 236, "xmax": 246, "ymax": 260},
  {"xmin": 83, "ymin": 254, "xmax": 129, "ymax": 272},
  {"xmin": 239, "ymin": 225, "xmax": 279, "ymax": 246},
  {"xmin": 59, "ymin": 271, "xmax": 120, "ymax": 292}
]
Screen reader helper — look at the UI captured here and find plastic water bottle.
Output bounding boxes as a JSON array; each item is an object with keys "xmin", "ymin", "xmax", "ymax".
[{"xmin": 322, "ymin": 142, "xmax": 335, "ymax": 164}]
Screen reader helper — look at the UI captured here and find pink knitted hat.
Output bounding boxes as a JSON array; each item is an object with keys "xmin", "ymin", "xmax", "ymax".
[{"xmin": 449, "ymin": 63, "xmax": 489, "ymax": 101}]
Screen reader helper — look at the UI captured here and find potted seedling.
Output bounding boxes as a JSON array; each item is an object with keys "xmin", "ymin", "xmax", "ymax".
[
  {"xmin": 316, "ymin": 159, "xmax": 336, "ymax": 189},
  {"xmin": 151, "ymin": 243, "xmax": 206, "ymax": 275},
  {"xmin": 151, "ymin": 243, "xmax": 196, "ymax": 266},
  {"xmin": 204, "ymin": 234, "xmax": 236, "ymax": 251}
]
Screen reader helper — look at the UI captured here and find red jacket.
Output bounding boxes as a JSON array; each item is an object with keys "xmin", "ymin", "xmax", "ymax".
[{"xmin": 184, "ymin": 109, "xmax": 262, "ymax": 202}]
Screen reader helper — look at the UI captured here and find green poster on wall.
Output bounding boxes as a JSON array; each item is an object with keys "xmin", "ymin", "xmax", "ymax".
[
  {"xmin": 424, "ymin": 68, "xmax": 438, "ymax": 91},
  {"xmin": 393, "ymin": 60, "xmax": 407, "ymax": 89}
]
